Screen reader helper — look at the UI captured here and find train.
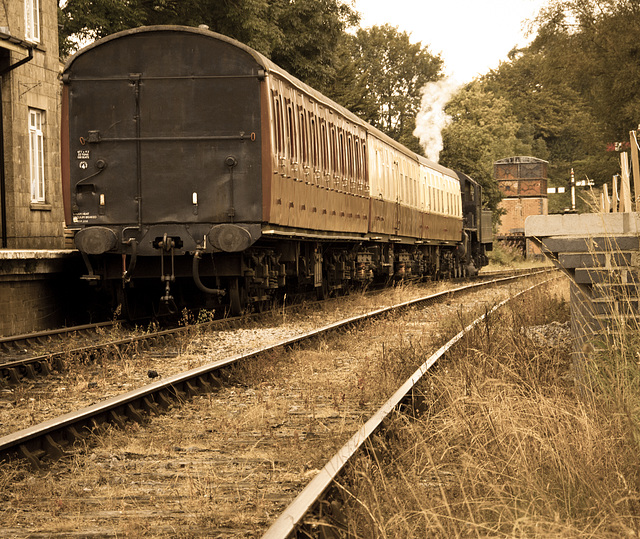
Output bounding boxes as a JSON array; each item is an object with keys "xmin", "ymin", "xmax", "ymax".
[{"xmin": 61, "ymin": 25, "xmax": 492, "ymax": 317}]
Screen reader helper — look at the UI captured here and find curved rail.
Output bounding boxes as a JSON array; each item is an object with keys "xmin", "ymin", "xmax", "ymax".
[
  {"xmin": 0, "ymin": 269, "xmax": 552, "ymax": 467},
  {"xmin": 262, "ymin": 277, "xmax": 557, "ymax": 538}
]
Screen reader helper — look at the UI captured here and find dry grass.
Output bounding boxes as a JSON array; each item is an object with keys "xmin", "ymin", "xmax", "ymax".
[
  {"xmin": 0, "ymin": 277, "xmax": 575, "ymax": 537},
  {"xmin": 335, "ymin": 279, "xmax": 640, "ymax": 537}
]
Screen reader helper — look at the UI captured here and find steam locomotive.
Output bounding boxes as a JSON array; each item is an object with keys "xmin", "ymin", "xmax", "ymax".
[{"xmin": 62, "ymin": 25, "xmax": 492, "ymax": 316}]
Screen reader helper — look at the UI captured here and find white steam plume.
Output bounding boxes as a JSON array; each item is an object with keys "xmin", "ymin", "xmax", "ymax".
[{"xmin": 413, "ymin": 78, "xmax": 460, "ymax": 163}]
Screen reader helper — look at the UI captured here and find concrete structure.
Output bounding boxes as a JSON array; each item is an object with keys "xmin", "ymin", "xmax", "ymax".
[
  {"xmin": 0, "ymin": 0, "xmax": 64, "ymax": 249},
  {"xmin": 0, "ymin": 250, "xmax": 85, "ymax": 336},
  {"xmin": 495, "ymin": 156, "xmax": 548, "ymax": 257},
  {"xmin": 525, "ymin": 213, "xmax": 640, "ymax": 382}
]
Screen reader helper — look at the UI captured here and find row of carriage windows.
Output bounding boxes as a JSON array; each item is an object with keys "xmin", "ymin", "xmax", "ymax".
[
  {"xmin": 272, "ymin": 91, "xmax": 368, "ymax": 195},
  {"xmin": 272, "ymin": 89, "xmax": 460, "ymax": 217}
]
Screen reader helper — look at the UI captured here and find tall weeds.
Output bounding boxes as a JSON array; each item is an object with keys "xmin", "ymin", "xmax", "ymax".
[{"xmin": 337, "ymin": 280, "xmax": 640, "ymax": 537}]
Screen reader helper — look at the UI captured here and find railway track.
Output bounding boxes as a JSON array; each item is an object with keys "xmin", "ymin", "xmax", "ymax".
[
  {"xmin": 0, "ymin": 311, "xmax": 254, "ymax": 387},
  {"xmin": 263, "ymin": 277, "xmax": 557, "ymax": 538},
  {"xmin": 0, "ymin": 267, "xmax": 541, "ymax": 387},
  {"xmin": 0, "ymin": 269, "xmax": 550, "ymax": 465},
  {"xmin": 0, "ymin": 321, "xmax": 123, "ymax": 383},
  {"xmin": 2, "ymin": 270, "xmax": 556, "ymax": 537}
]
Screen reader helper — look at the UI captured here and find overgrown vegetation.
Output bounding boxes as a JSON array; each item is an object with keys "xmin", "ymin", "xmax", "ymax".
[
  {"xmin": 484, "ymin": 240, "xmax": 550, "ymax": 270},
  {"xmin": 336, "ymin": 280, "xmax": 640, "ymax": 536},
  {"xmin": 486, "ymin": 241, "xmax": 526, "ymax": 267}
]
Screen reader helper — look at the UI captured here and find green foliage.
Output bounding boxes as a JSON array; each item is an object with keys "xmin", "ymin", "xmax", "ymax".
[
  {"xmin": 440, "ymin": 81, "xmax": 537, "ymax": 218},
  {"xmin": 267, "ymin": 0, "xmax": 360, "ymax": 93},
  {"xmin": 534, "ymin": 0, "xmax": 640, "ymax": 138},
  {"xmin": 330, "ymin": 25, "xmax": 443, "ymax": 153},
  {"xmin": 486, "ymin": 241, "xmax": 525, "ymax": 267},
  {"xmin": 459, "ymin": 0, "xmax": 639, "ymax": 210},
  {"xmin": 439, "ymin": 0, "xmax": 640, "ymax": 221},
  {"xmin": 59, "ymin": 0, "xmax": 359, "ymax": 93}
]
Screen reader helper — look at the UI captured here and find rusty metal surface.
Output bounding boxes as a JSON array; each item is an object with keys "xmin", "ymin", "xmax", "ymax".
[{"xmin": 65, "ymin": 27, "xmax": 264, "ymax": 254}]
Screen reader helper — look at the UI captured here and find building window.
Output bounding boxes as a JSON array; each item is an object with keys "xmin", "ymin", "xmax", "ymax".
[
  {"xmin": 25, "ymin": 0, "xmax": 40, "ymax": 43},
  {"xmin": 29, "ymin": 109, "xmax": 45, "ymax": 203}
]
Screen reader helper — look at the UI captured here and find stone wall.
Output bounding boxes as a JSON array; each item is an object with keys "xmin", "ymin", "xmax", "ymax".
[
  {"xmin": 0, "ymin": 251, "xmax": 84, "ymax": 336},
  {"xmin": 525, "ymin": 213, "xmax": 640, "ymax": 381},
  {"xmin": 0, "ymin": 0, "xmax": 65, "ymax": 249}
]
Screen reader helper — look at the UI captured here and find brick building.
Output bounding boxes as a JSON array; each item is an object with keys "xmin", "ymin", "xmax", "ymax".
[
  {"xmin": 495, "ymin": 156, "xmax": 548, "ymax": 257},
  {"xmin": 0, "ymin": 0, "xmax": 64, "ymax": 248}
]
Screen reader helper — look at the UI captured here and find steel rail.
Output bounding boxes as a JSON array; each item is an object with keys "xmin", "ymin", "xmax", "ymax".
[
  {"xmin": 0, "ymin": 320, "xmax": 119, "ymax": 348},
  {"xmin": 0, "ymin": 315, "xmax": 247, "ymax": 384},
  {"xmin": 0, "ymin": 325, "xmax": 176, "ymax": 384},
  {"xmin": 0, "ymin": 268, "xmax": 549, "ymax": 384},
  {"xmin": 0, "ymin": 269, "xmax": 550, "ymax": 467},
  {"xmin": 262, "ymin": 277, "xmax": 557, "ymax": 538}
]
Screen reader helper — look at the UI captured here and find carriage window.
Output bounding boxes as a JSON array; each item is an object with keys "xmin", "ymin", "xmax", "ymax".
[
  {"xmin": 354, "ymin": 137, "xmax": 361, "ymax": 190},
  {"xmin": 338, "ymin": 130, "xmax": 344, "ymax": 178},
  {"xmin": 286, "ymin": 104, "xmax": 293, "ymax": 160},
  {"xmin": 347, "ymin": 135, "xmax": 353, "ymax": 183},
  {"xmin": 286, "ymin": 104, "xmax": 298, "ymax": 163},
  {"xmin": 310, "ymin": 116, "xmax": 318, "ymax": 170},
  {"xmin": 385, "ymin": 150, "xmax": 390, "ymax": 198},
  {"xmin": 376, "ymin": 150, "xmax": 383, "ymax": 196},
  {"xmin": 273, "ymin": 94, "xmax": 283, "ymax": 157},
  {"xmin": 321, "ymin": 122, "xmax": 329, "ymax": 173},
  {"xmin": 362, "ymin": 141, "xmax": 368, "ymax": 190},
  {"xmin": 299, "ymin": 107, "xmax": 308, "ymax": 166},
  {"xmin": 330, "ymin": 126, "xmax": 337, "ymax": 178}
]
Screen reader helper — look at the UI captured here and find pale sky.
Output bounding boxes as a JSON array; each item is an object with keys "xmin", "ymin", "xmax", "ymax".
[{"xmin": 354, "ymin": 0, "xmax": 550, "ymax": 83}]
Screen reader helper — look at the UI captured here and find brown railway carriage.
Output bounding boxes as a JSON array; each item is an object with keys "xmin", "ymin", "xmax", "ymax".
[
  {"xmin": 262, "ymin": 61, "xmax": 462, "ymax": 244},
  {"xmin": 265, "ymin": 73, "xmax": 369, "ymax": 235},
  {"xmin": 63, "ymin": 26, "xmax": 479, "ymax": 316},
  {"xmin": 366, "ymin": 132, "xmax": 462, "ymax": 242}
]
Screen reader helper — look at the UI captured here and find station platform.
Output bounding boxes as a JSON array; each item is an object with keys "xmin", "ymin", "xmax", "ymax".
[
  {"xmin": 525, "ymin": 212, "xmax": 640, "ymax": 382},
  {"xmin": 0, "ymin": 249, "xmax": 86, "ymax": 336}
]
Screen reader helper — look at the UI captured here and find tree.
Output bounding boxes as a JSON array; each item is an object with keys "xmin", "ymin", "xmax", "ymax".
[
  {"xmin": 58, "ymin": 0, "xmax": 358, "ymax": 94},
  {"xmin": 335, "ymin": 25, "xmax": 443, "ymax": 153},
  {"xmin": 531, "ymin": 0, "xmax": 640, "ymax": 140},
  {"xmin": 477, "ymin": 0, "xmax": 640, "ymax": 193},
  {"xmin": 481, "ymin": 48, "xmax": 604, "ymax": 190},
  {"xmin": 267, "ymin": 0, "xmax": 360, "ymax": 94},
  {"xmin": 440, "ymin": 81, "xmax": 538, "ymax": 220},
  {"xmin": 58, "ymin": 0, "xmax": 281, "ymax": 57}
]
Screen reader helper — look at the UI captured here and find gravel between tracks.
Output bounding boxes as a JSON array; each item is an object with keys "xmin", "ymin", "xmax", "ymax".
[
  {"xmin": 0, "ymin": 277, "xmax": 554, "ymax": 537},
  {"xmin": 0, "ymin": 282, "xmax": 456, "ymax": 437}
]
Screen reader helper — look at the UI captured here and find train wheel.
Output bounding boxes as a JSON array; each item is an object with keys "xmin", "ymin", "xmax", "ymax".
[{"xmin": 228, "ymin": 278, "xmax": 246, "ymax": 316}]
